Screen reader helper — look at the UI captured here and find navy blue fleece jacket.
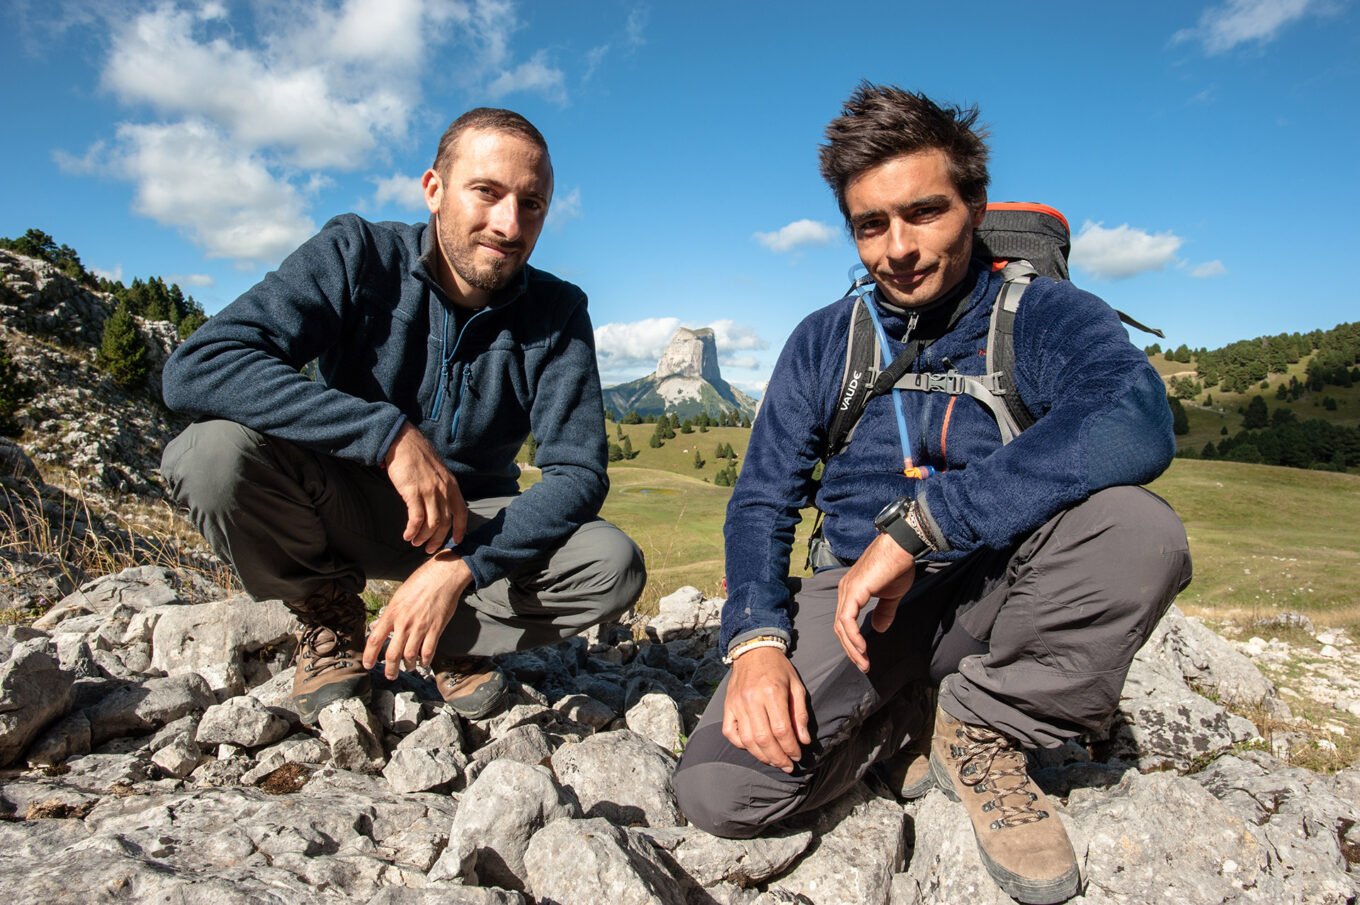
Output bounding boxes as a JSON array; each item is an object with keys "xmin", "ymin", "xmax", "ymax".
[
  {"xmin": 162, "ymin": 213, "xmax": 608, "ymax": 589},
  {"xmin": 721, "ymin": 262, "xmax": 1173, "ymax": 651}
]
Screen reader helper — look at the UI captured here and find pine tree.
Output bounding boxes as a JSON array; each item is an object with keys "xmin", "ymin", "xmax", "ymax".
[
  {"xmin": 620, "ymin": 435, "xmax": 636, "ymax": 459},
  {"xmin": 608, "ymin": 441, "xmax": 624, "ymax": 462},
  {"xmin": 693, "ymin": 448, "xmax": 704, "ymax": 469},
  {"xmin": 1243, "ymin": 395, "xmax": 1269, "ymax": 429},
  {"xmin": 95, "ymin": 300, "xmax": 148, "ymax": 388},
  {"xmin": 648, "ymin": 433, "xmax": 662, "ymax": 448}
]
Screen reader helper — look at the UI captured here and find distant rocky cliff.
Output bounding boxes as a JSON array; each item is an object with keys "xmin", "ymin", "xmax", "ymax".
[
  {"xmin": 0, "ymin": 249, "xmax": 200, "ymax": 613},
  {"xmin": 603, "ymin": 328, "xmax": 758, "ymax": 421}
]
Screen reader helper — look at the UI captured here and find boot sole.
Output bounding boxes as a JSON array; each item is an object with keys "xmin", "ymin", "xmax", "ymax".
[
  {"xmin": 441, "ymin": 670, "xmax": 508, "ymax": 720},
  {"xmin": 295, "ymin": 674, "xmax": 372, "ymax": 727},
  {"xmin": 929, "ymin": 751, "xmax": 1081, "ymax": 904}
]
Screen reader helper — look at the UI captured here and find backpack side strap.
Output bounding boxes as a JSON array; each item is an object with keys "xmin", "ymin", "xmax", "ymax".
[{"xmin": 986, "ymin": 260, "xmax": 1039, "ymax": 436}]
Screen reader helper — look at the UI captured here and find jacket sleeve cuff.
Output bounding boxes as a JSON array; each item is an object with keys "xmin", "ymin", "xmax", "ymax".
[
  {"xmin": 914, "ymin": 493, "xmax": 952, "ymax": 553},
  {"xmin": 375, "ymin": 413, "xmax": 408, "ymax": 469}
]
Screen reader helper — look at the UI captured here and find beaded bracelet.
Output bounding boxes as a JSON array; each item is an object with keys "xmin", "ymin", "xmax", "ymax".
[{"xmin": 722, "ymin": 635, "xmax": 789, "ymax": 665}]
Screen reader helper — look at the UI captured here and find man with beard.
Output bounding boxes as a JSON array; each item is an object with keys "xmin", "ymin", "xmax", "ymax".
[{"xmin": 161, "ymin": 108, "xmax": 645, "ymax": 724}]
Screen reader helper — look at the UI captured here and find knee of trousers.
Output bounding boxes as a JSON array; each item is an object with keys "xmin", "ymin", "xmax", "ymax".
[
  {"xmin": 1062, "ymin": 486, "xmax": 1193, "ymax": 599},
  {"xmin": 160, "ymin": 420, "xmax": 266, "ymax": 515},
  {"xmin": 673, "ymin": 745, "xmax": 778, "ymax": 839},
  {"xmin": 577, "ymin": 527, "xmax": 648, "ymax": 621}
]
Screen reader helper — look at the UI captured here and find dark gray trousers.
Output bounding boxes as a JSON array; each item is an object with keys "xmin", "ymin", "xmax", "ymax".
[
  {"xmin": 674, "ymin": 486, "xmax": 1191, "ymax": 838},
  {"xmin": 161, "ymin": 420, "xmax": 646, "ymax": 659}
]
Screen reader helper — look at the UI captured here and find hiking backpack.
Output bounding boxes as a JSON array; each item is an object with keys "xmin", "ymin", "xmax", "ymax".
[{"xmin": 806, "ymin": 202, "xmax": 1162, "ymax": 569}]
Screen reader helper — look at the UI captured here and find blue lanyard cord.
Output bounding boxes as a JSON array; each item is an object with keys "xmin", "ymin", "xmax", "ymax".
[{"xmin": 857, "ymin": 284, "xmax": 936, "ymax": 482}]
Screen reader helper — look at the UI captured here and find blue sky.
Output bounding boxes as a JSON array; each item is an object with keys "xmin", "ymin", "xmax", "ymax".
[{"xmin": 4, "ymin": 0, "xmax": 1357, "ymax": 394}]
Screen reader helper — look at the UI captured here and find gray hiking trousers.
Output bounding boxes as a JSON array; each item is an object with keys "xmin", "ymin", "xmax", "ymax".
[
  {"xmin": 161, "ymin": 420, "xmax": 646, "ymax": 658},
  {"xmin": 675, "ymin": 486, "xmax": 1191, "ymax": 838}
]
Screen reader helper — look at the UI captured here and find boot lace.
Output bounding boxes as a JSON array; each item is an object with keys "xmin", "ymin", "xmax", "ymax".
[
  {"xmin": 292, "ymin": 588, "xmax": 362, "ymax": 676},
  {"xmin": 949, "ymin": 723, "xmax": 1049, "ymax": 830}
]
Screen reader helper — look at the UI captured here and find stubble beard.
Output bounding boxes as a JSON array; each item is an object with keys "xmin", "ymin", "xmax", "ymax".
[{"xmin": 442, "ymin": 220, "xmax": 523, "ymax": 293}]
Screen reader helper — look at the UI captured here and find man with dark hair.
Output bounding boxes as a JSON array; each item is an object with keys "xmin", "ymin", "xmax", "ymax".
[
  {"xmin": 675, "ymin": 84, "xmax": 1190, "ymax": 904},
  {"xmin": 161, "ymin": 107, "xmax": 645, "ymax": 725}
]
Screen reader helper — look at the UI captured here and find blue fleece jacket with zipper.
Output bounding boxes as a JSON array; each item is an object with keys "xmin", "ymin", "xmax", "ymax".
[
  {"xmin": 720, "ymin": 261, "xmax": 1174, "ymax": 651},
  {"xmin": 162, "ymin": 213, "xmax": 608, "ymax": 590}
]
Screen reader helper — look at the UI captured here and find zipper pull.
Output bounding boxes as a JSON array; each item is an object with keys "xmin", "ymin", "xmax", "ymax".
[{"xmin": 902, "ymin": 311, "xmax": 919, "ymax": 343}]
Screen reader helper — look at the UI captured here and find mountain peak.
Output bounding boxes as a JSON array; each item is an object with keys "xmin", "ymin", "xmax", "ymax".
[
  {"xmin": 656, "ymin": 327, "xmax": 722, "ymax": 383},
  {"xmin": 601, "ymin": 326, "xmax": 756, "ymax": 420}
]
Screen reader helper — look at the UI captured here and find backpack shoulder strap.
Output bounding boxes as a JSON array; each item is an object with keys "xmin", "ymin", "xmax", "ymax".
[
  {"xmin": 824, "ymin": 296, "xmax": 880, "ymax": 460},
  {"xmin": 986, "ymin": 260, "xmax": 1038, "ymax": 437}
]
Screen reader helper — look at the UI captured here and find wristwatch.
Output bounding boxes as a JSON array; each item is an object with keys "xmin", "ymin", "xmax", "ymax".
[{"xmin": 873, "ymin": 497, "xmax": 929, "ymax": 558}]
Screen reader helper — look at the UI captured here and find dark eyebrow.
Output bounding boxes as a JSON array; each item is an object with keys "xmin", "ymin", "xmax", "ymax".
[
  {"xmin": 851, "ymin": 193, "xmax": 953, "ymax": 229},
  {"xmin": 465, "ymin": 176, "xmax": 549, "ymax": 206}
]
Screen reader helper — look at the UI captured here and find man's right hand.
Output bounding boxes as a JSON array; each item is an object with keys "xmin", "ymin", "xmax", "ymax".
[
  {"xmin": 722, "ymin": 646, "xmax": 811, "ymax": 773},
  {"xmin": 383, "ymin": 423, "xmax": 468, "ymax": 553}
]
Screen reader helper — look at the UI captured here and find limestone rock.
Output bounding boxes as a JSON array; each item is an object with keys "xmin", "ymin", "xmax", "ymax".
[
  {"xmin": 83, "ymin": 672, "xmax": 216, "ymax": 747},
  {"xmin": 637, "ymin": 825, "xmax": 814, "ymax": 887},
  {"xmin": 196, "ymin": 695, "xmax": 291, "ymax": 749},
  {"xmin": 434, "ymin": 759, "xmax": 578, "ymax": 890},
  {"xmin": 1096, "ymin": 650, "xmax": 1258, "ymax": 771},
  {"xmin": 551, "ymin": 729, "xmax": 682, "ymax": 828},
  {"xmin": 555, "ymin": 692, "xmax": 617, "ymax": 730},
  {"xmin": 625, "ymin": 692, "xmax": 684, "ymax": 754},
  {"xmin": 383, "ymin": 747, "xmax": 464, "ymax": 793},
  {"xmin": 768, "ymin": 783, "xmax": 905, "ymax": 905},
  {"xmin": 396, "ymin": 709, "xmax": 464, "ymax": 753},
  {"xmin": 523, "ymin": 817, "xmax": 686, "ymax": 905},
  {"xmin": 150, "ymin": 595, "xmax": 295, "ymax": 698},
  {"xmin": 0, "ymin": 638, "xmax": 74, "ymax": 766},
  {"xmin": 647, "ymin": 586, "xmax": 724, "ymax": 643},
  {"xmin": 317, "ymin": 697, "xmax": 385, "ymax": 773}
]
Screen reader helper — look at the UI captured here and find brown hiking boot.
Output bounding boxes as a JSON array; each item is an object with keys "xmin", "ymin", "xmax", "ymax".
[
  {"xmin": 929, "ymin": 707, "xmax": 1080, "ymax": 904},
  {"xmin": 432, "ymin": 655, "xmax": 508, "ymax": 719},
  {"xmin": 285, "ymin": 585, "xmax": 371, "ymax": 726}
]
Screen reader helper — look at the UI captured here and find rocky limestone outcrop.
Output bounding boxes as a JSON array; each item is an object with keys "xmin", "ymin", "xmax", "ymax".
[
  {"xmin": 0, "ymin": 572, "xmax": 1356, "ymax": 903},
  {"xmin": 602, "ymin": 327, "xmax": 758, "ymax": 421},
  {"xmin": 1, "ymin": 249, "xmax": 208, "ymax": 616}
]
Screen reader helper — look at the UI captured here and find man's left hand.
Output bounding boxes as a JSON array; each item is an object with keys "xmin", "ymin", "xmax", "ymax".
[
  {"xmin": 834, "ymin": 533, "xmax": 917, "ymax": 672},
  {"xmin": 362, "ymin": 552, "xmax": 474, "ymax": 680}
]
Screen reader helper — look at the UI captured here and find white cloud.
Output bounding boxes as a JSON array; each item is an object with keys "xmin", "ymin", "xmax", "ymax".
[
  {"xmin": 548, "ymin": 187, "xmax": 583, "ymax": 228},
  {"xmin": 67, "ymin": 0, "xmax": 569, "ymax": 268},
  {"xmin": 625, "ymin": 7, "xmax": 648, "ymax": 50},
  {"xmin": 1173, "ymin": 0, "xmax": 1320, "ymax": 54},
  {"xmin": 720, "ymin": 354, "xmax": 760, "ymax": 370},
  {"xmin": 595, "ymin": 317, "xmax": 682, "ymax": 374},
  {"xmin": 101, "ymin": 4, "xmax": 411, "ymax": 170},
  {"xmin": 754, "ymin": 219, "xmax": 838, "ymax": 253},
  {"xmin": 487, "ymin": 50, "xmax": 567, "ymax": 104},
  {"xmin": 111, "ymin": 120, "xmax": 316, "ymax": 264},
  {"xmin": 1070, "ymin": 221, "xmax": 1184, "ymax": 280},
  {"xmin": 708, "ymin": 319, "xmax": 768, "ymax": 351},
  {"xmin": 371, "ymin": 172, "xmax": 427, "ymax": 212},
  {"xmin": 169, "ymin": 272, "xmax": 215, "ymax": 288},
  {"xmin": 91, "ymin": 264, "xmax": 123, "ymax": 283},
  {"xmin": 583, "ymin": 43, "xmax": 610, "ymax": 82},
  {"xmin": 1191, "ymin": 260, "xmax": 1227, "ymax": 278}
]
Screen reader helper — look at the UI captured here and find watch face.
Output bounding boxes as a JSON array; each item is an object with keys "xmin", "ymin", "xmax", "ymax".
[{"xmin": 874, "ymin": 497, "xmax": 908, "ymax": 530}]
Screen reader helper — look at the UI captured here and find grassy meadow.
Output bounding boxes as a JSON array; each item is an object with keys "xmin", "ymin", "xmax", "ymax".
[{"xmin": 520, "ymin": 420, "xmax": 1360, "ymax": 636}]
